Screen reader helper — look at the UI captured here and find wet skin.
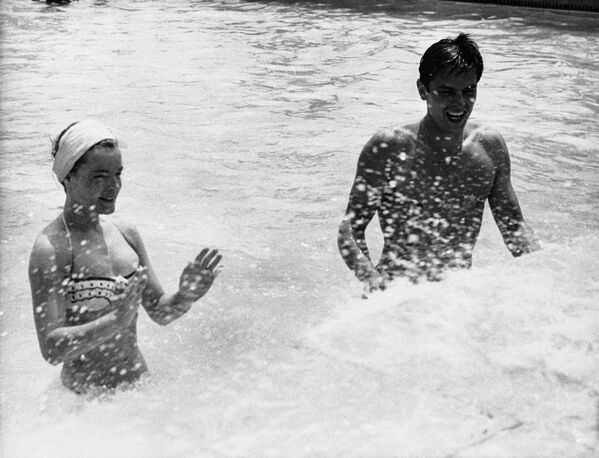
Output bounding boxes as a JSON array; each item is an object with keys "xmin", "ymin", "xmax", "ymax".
[
  {"xmin": 339, "ymin": 69, "xmax": 539, "ymax": 286},
  {"xmin": 352, "ymin": 125, "xmax": 495, "ymax": 281},
  {"xmin": 54, "ymin": 220, "xmax": 148, "ymax": 393},
  {"xmin": 29, "ymin": 144, "xmax": 222, "ymax": 393}
]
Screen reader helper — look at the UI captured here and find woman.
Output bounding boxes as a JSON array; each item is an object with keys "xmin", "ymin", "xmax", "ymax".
[{"xmin": 28, "ymin": 119, "xmax": 222, "ymax": 393}]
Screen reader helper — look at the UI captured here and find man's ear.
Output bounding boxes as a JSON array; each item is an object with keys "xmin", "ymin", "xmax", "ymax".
[{"xmin": 417, "ymin": 79, "xmax": 427, "ymax": 100}]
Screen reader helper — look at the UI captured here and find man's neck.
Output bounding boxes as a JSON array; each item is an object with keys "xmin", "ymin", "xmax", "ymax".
[{"xmin": 419, "ymin": 115, "xmax": 464, "ymax": 160}]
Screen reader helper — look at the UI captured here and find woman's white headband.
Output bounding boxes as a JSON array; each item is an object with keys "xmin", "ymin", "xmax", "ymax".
[{"xmin": 52, "ymin": 119, "xmax": 117, "ymax": 182}]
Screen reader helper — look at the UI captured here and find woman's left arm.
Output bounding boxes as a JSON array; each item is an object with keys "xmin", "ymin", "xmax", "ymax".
[{"xmin": 118, "ymin": 222, "xmax": 222, "ymax": 325}]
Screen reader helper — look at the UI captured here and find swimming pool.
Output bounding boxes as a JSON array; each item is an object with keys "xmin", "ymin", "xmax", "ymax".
[{"xmin": 1, "ymin": 0, "xmax": 598, "ymax": 456}]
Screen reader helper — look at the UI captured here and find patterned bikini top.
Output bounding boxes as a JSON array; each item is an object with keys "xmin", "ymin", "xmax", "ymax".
[
  {"xmin": 65, "ymin": 274, "xmax": 131, "ymax": 312},
  {"xmin": 62, "ymin": 215, "xmax": 136, "ymax": 322}
]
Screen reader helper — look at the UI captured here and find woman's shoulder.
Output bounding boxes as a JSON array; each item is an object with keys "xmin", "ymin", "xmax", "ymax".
[
  {"xmin": 31, "ymin": 217, "xmax": 64, "ymax": 252},
  {"xmin": 105, "ymin": 215, "xmax": 137, "ymax": 234},
  {"xmin": 104, "ymin": 216, "xmax": 143, "ymax": 249},
  {"xmin": 29, "ymin": 217, "xmax": 69, "ymax": 273}
]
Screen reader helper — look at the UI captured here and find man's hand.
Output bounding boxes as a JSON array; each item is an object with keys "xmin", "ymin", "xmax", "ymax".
[
  {"xmin": 507, "ymin": 221, "xmax": 542, "ymax": 256},
  {"xmin": 360, "ymin": 269, "xmax": 387, "ymax": 299}
]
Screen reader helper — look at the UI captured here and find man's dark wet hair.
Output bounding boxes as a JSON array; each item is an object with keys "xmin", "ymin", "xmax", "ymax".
[{"xmin": 418, "ymin": 33, "xmax": 483, "ymax": 89}]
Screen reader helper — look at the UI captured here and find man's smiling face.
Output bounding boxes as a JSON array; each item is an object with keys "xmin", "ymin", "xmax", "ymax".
[{"xmin": 419, "ymin": 68, "xmax": 478, "ymax": 133}]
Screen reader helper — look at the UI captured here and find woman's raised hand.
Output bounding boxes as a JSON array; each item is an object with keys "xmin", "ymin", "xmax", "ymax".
[
  {"xmin": 178, "ymin": 248, "xmax": 222, "ymax": 303},
  {"xmin": 112, "ymin": 267, "xmax": 147, "ymax": 328}
]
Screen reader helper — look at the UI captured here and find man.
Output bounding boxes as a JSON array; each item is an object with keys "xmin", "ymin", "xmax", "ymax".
[{"xmin": 338, "ymin": 33, "xmax": 540, "ymax": 292}]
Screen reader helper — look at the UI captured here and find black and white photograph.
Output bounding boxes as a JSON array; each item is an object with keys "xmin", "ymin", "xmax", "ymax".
[{"xmin": 1, "ymin": 0, "xmax": 598, "ymax": 456}]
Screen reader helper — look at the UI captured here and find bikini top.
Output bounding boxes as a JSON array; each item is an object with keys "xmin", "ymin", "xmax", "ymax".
[{"xmin": 62, "ymin": 214, "xmax": 136, "ymax": 324}]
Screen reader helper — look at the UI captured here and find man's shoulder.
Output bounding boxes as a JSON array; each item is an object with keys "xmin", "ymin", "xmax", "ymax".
[
  {"xmin": 371, "ymin": 125, "xmax": 416, "ymax": 144},
  {"xmin": 467, "ymin": 124, "xmax": 507, "ymax": 147},
  {"xmin": 363, "ymin": 126, "xmax": 417, "ymax": 157},
  {"xmin": 357, "ymin": 127, "xmax": 418, "ymax": 173},
  {"xmin": 466, "ymin": 124, "xmax": 510, "ymax": 163}
]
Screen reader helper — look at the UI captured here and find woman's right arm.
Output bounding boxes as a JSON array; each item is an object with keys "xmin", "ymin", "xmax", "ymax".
[{"xmin": 28, "ymin": 235, "xmax": 142, "ymax": 365}]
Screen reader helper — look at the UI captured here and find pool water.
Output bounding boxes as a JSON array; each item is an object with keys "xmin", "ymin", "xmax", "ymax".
[{"xmin": 1, "ymin": 0, "xmax": 598, "ymax": 456}]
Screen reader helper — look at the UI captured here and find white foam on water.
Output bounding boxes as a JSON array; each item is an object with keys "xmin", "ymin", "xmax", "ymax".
[
  {"xmin": 3, "ymin": 238, "xmax": 596, "ymax": 457},
  {"xmin": 298, "ymin": 237, "xmax": 599, "ymax": 455}
]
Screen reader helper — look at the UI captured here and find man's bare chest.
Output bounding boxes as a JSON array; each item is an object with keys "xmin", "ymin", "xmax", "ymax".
[{"xmin": 380, "ymin": 152, "xmax": 495, "ymax": 220}]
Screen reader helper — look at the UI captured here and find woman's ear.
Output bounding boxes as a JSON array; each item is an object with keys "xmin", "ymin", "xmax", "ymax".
[
  {"xmin": 417, "ymin": 79, "xmax": 427, "ymax": 100},
  {"xmin": 62, "ymin": 176, "xmax": 71, "ymax": 193}
]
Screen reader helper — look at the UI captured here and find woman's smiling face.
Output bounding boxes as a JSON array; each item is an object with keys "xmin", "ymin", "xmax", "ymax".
[
  {"xmin": 65, "ymin": 144, "xmax": 123, "ymax": 216},
  {"xmin": 419, "ymin": 68, "xmax": 478, "ymax": 133}
]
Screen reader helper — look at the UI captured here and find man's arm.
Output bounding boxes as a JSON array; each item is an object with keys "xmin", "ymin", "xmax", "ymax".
[
  {"xmin": 484, "ymin": 130, "xmax": 541, "ymax": 256},
  {"xmin": 338, "ymin": 133, "xmax": 391, "ymax": 289}
]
